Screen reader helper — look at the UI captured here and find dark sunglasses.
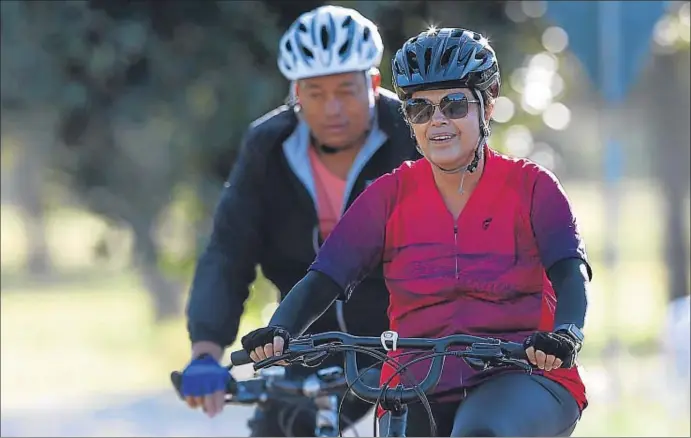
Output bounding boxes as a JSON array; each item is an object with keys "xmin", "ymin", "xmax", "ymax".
[{"xmin": 403, "ymin": 92, "xmax": 479, "ymax": 124}]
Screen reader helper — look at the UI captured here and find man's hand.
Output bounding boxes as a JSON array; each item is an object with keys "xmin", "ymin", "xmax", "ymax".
[
  {"xmin": 180, "ymin": 353, "xmax": 229, "ymax": 418},
  {"xmin": 524, "ymin": 331, "xmax": 579, "ymax": 372},
  {"xmin": 240, "ymin": 326, "xmax": 291, "ymax": 363}
]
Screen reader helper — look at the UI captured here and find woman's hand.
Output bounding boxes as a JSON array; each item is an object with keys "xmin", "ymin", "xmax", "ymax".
[
  {"xmin": 524, "ymin": 331, "xmax": 579, "ymax": 371},
  {"xmin": 240, "ymin": 326, "xmax": 291, "ymax": 364}
]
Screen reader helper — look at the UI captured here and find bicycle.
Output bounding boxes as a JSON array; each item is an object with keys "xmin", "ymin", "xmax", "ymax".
[
  {"xmin": 171, "ymin": 362, "xmax": 374, "ymax": 436},
  {"xmin": 226, "ymin": 330, "xmax": 533, "ymax": 437}
]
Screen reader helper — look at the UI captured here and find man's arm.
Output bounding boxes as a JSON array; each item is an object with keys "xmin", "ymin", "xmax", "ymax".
[
  {"xmin": 530, "ymin": 169, "xmax": 592, "ymax": 330},
  {"xmin": 186, "ymin": 129, "xmax": 267, "ymax": 358}
]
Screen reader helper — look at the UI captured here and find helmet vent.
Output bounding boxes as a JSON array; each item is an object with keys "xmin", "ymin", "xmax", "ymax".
[
  {"xmin": 424, "ymin": 47, "xmax": 432, "ymax": 74},
  {"xmin": 338, "ymin": 39, "xmax": 351, "ymax": 57},
  {"xmin": 441, "ymin": 47, "xmax": 454, "ymax": 68},
  {"xmin": 302, "ymin": 46, "xmax": 314, "ymax": 60},
  {"xmin": 320, "ymin": 26, "xmax": 330, "ymax": 50},
  {"xmin": 405, "ymin": 49, "xmax": 419, "ymax": 72}
]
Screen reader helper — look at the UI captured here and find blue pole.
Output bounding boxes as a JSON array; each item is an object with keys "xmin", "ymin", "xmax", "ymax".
[{"xmin": 599, "ymin": 0, "xmax": 623, "ymax": 402}]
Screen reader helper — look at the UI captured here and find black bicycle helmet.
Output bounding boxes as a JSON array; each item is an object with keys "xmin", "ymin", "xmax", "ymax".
[
  {"xmin": 392, "ymin": 28, "xmax": 501, "ymax": 179},
  {"xmin": 392, "ymin": 27, "xmax": 500, "ymax": 101}
]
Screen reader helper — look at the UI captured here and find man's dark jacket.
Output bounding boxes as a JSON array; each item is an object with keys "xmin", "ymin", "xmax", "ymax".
[{"xmin": 186, "ymin": 88, "xmax": 419, "ymax": 370}]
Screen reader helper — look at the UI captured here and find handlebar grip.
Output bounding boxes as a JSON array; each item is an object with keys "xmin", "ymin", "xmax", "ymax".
[
  {"xmin": 230, "ymin": 349, "xmax": 252, "ymax": 366},
  {"xmin": 503, "ymin": 342, "xmax": 528, "ymax": 360}
]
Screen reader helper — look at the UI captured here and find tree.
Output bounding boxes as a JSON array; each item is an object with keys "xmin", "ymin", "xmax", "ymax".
[
  {"xmin": 1, "ymin": 0, "xmax": 546, "ymax": 321},
  {"xmin": 650, "ymin": 6, "xmax": 691, "ymax": 303}
]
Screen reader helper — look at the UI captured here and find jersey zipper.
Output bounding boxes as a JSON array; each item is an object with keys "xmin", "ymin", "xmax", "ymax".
[{"xmin": 453, "ymin": 225, "xmax": 459, "ymax": 279}]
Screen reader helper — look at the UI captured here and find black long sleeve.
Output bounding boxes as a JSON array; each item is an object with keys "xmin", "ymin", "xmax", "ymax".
[
  {"xmin": 274, "ymin": 259, "xmax": 589, "ymax": 335},
  {"xmin": 186, "ymin": 129, "xmax": 267, "ymax": 348},
  {"xmin": 268, "ymin": 270, "xmax": 344, "ymax": 336},
  {"xmin": 547, "ymin": 257, "xmax": 590, "ymax": 330}
]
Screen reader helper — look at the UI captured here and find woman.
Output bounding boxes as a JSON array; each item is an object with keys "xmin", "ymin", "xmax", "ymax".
[{"xmin": 240, "ymin": 27, "xmax": 592, "ymax": 437}]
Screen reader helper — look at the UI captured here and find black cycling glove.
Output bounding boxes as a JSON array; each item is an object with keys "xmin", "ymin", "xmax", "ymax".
[
  {"xmin": 523, "ymin": 331, "xmax": 579, "ymax": 369},
  {"xmin": 241, "ymin": 325, "xmax": 291, "ymax": 355}
]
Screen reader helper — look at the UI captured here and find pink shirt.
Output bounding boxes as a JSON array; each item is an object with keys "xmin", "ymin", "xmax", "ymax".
[
  {"xmin": 309, "ymin": 146, "xmax": 590, "ymax": 411},
  {"xmin": 308, "ymin": 146, "xmax": 347, "ymax": 239}
]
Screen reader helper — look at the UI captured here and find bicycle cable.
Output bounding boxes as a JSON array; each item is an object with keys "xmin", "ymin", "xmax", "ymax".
[
  {"xmin": 373, "ymin": 347, "xmax": 528, "ymax": 437},
  {"xmin": 295, "ymin": 343, "xmax": 415, "ymax": 437},
  {"xmin": 372, "ymin": 350, "xmax": 440, "ymax": 437},
  {"xmin": 278, "ymin": 400, "xmax": 359, "ymax": 437},
  {"xmin": 319, "ymin": 344, "xmax": 433, "ymax": 438},
  {"xmin": 315, "ymin": 344, "xmax": 405, "ymax": 437},
  {"xmin": 337, "ymin": 356, "xmax": 387, "ymax": 437},
  {"xmin": 278, "ymin": 398, "xmax": 358, "ymax": 437},
  {"xmin": 282, "ymin": 398, "xmax": 311, "ymax": 436},
  {"xmin": 262, "ymin": 343, "xmax": 386, "ymax": 437},
  {"xmin": 259, "ymin": 342, "xmax": 436, "ymax": 437}
]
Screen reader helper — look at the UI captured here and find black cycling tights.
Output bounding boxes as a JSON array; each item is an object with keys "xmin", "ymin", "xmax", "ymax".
[{"xmin": 381, "ymin": 373, "xmax": 581, "ymax": 437}]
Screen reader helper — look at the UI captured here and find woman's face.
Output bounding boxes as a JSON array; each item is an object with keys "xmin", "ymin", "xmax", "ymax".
[{"xmin": 405, "ymin": 88, "xmax": 482, "ymax": 170}]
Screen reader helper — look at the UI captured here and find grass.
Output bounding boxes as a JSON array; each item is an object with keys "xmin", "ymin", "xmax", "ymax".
[
  {"xmin": 577, "ymin": 391, "xmax": 691, "ymax": 436},
  {"xmin": 1, "ymin": 278, "xmax": 174, "ymax": 409},
  {"xmin": 0, "ymin": 278, "xmax": 268, "ymax": 410},
  {"xmin": 1, "ymin": 282, "xmax": 688, "ymax": 436}
]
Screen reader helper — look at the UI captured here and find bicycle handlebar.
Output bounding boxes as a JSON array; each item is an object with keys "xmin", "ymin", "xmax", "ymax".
[
  {"xmin": 170, "ymin": 365, "xmax": 351, "ymax": 404},
  {"xmin": 230, "ymin": 331, "xmax": 531, "ymax": 406},
  {"xmin": 230, "ymin": 349, "xmax": 252, "ymax": 365}
]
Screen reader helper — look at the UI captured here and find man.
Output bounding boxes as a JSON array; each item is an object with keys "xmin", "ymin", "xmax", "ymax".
[{"xmin": 177, "ymin": 5, "xmax": 419, "ymax": 436}]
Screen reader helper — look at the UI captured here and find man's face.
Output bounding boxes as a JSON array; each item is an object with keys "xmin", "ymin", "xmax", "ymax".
[{"xmin": 297, "ymin": 71, "xmax": 374, "ymax": 149}]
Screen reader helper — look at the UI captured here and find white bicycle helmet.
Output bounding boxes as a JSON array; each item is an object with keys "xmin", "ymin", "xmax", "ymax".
[{"xmin": 278, "ymin": 5, "xmax": 384, "ymax": 81}]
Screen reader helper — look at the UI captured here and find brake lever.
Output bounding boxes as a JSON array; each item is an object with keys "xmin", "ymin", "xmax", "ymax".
[
  {"xmin": 252, "ymin": 346, "xmax": 324, "ymax": 370},
  {"xmin": 459, "ymin": 342, "xmax": 530, "ymax": 372},
  {"xmin": 500, "ymin": 358, "xmax": 533, "ymax": 374},
  {"xmin": 253, "ymin": 354, "xmax": 293, "ymax": 370},
  {"xmin": 457, "ymin": 343, "xmax": 501, "ymax": 371},
  {"xmin": 299, "ymin": 350, "xmax": 330, "ymax": 368}
]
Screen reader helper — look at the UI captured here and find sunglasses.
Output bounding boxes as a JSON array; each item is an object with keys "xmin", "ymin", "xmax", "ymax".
[{"xmin": 403, "ymin": 92, "xmax": 479, "ymax": 124}]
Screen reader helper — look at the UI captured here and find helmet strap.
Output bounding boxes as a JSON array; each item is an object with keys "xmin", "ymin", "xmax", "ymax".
[{"xmin": 289, "ymin": 81, "xmax": 301, "ymax": 112}]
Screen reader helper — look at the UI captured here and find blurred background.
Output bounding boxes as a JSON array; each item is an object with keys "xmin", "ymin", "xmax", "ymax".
[{"xmin": 1, "ymin": 1, "xmax": 689, "ymax": 436}]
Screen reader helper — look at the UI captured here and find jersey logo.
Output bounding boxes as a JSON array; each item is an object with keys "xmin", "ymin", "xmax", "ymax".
[{"xmin": 482, "ymin": 218, "xmax": 492, "ymax": 230}]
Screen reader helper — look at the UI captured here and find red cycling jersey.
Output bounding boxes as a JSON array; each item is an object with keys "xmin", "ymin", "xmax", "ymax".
[{"xmin": 310, "ymin": 145, "xmax": 591, "ymax": 415}]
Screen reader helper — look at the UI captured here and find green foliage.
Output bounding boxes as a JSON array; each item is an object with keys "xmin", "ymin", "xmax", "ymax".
[{"xmin": 0, "ymin": 0, "xmax": 562, "ymax": 285}]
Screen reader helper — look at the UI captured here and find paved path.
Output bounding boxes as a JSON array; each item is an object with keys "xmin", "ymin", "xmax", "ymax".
[{"xmin": 0, "ymin": 390, "xmax": 373, "ymax": 437}]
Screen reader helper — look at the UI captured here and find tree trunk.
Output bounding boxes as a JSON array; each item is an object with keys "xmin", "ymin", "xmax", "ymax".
[
  {"xmin": 131, "ymin": 219, "xmax": 182, "ymax": 322},
  {"xmin": 656, "ymin": 50, "xmax": 691, "ymax": 302},
  {"xmin": 8, "ymin": 111, "xmax": 54, "ymax": 276}
]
